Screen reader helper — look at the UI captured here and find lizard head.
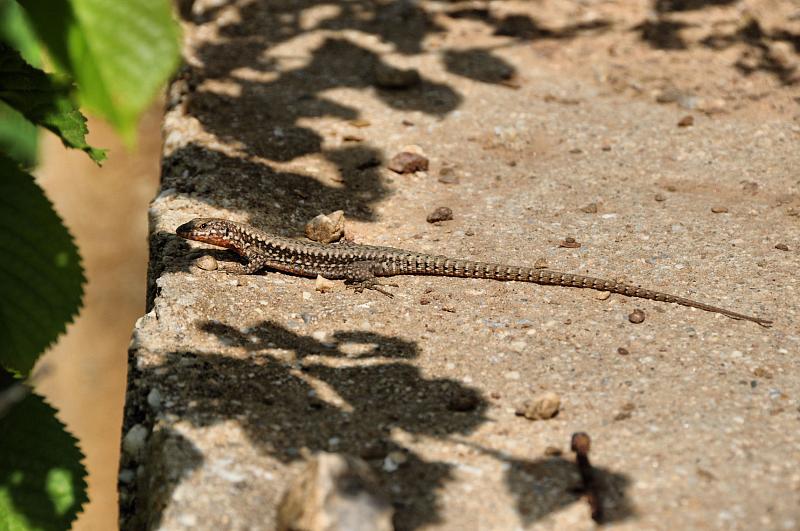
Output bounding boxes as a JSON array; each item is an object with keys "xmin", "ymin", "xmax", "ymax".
[{"xmin": 176, "ymin": 218, "xmax": 237, "ymax": 249}]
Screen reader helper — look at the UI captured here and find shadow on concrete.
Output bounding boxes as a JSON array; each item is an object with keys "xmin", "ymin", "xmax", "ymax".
[
  {"xmin": 120, "ymin": 428, "xmax": 204, "ymax": 531},
  {"xmin": 460, "ymin": 440, "xmax": 635, "ymax": 525},
  {"xmin": 165, "ymin": 1, "xmax": 614, "ymax": 236},
  {"xmin": 634, "ymin": 18, "xmax": 692, "ymax": 50},
  {"xmin": 128, "ymin": 320, "xmax": 487, "ymax": 529},
  {"xmin": 636, "ymin": 3, "xmax": 798, "ymax": 85},
  {"xmin": 504, "ymin": 454, "xmax": 634, "ymax": 525},
  {"xmin": 652, "ymin": 0, "xmax": 737, "ymax": 12},
  {"xmin": 702, "ymin": 19, "xmax": 800, "ymax": 85},
  {"xmin": 124, "ymin": 319, "xmax": 634, "ymax": 529},
  {"xmin": 444, "ymin": 7, "xmax": 611, "ymax": 41}
]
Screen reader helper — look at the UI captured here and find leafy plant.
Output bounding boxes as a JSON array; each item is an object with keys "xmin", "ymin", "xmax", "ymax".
[{"xmin": 0, "ymin": 0, "xmax": 179, "ymax": 528}]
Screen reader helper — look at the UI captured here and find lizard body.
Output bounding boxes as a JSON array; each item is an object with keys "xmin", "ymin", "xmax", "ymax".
[{"xmin": 176, "ymin": 218, "xmax": 772, "ymax": 326}]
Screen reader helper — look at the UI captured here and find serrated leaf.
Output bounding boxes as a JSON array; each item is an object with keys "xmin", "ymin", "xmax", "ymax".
[
  {"xmin": 0, "ymin": 44, "xmax": 105, "ymax": 163},
  {"xmin": 0, "ymin": 155, "xmax": 84, "ymax": 375},
  {"xmin": 0, "ymin": 0, "xmax": 42, "ymax": 168},
  {"xmin": 19, "ymin": 0, "xmax": 181, "ymax": 144},
  {"xmin": 0, "ymin": 369, "xmax": 88, "ymax": 531}
]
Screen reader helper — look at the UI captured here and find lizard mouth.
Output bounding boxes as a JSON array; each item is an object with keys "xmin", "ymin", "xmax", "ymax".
[{"xmin": 175, "ymin": 221, "xmax": 195, "ymax": 239}]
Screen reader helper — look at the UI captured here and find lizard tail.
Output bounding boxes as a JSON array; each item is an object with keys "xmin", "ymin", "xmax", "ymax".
[
  {"xmin": 527, "ymin": 267, "xmax": 772, "ymax": 327},
  {"xmin": 409, "ymin": 258, "xmax": 772, "ymax": 326}
]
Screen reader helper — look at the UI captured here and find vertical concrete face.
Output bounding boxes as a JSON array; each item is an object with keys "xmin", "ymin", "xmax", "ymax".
[{"xmin": 121, "ymin": 1, "xmax": 798, "ymax": 530}]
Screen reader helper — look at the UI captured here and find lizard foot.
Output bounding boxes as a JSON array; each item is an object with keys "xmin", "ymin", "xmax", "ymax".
[{"xmin": 345, "ymin": 279, "xmax": 398, "ymax": 298}]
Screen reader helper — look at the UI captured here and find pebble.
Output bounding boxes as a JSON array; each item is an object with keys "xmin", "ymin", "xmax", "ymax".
[
  {"xmin": 311, "ymin": 330, "xmax": 336, "ymax": 348},
  {"xmin": 147, "ymin": 388, "xmax": 162, "ymax": 410},
  {"xmin": 118, "ymin": 468, "xmax": 135, "ymax": 484},
  {"xmin": 628, "ymin": 309, "xmax": 646, "ymax": 324},
  {"xmin": 277, "ymin": 453, "xmax": 393, "ymax": 531},
  {"xmin": 195, "ymin": 255, "xmax": 218, "ymax": 271},
  {"xmin": 697, "ymin": 97, "xmax": 727, "ymax": 114},
  {"xmin": 774, "ymin": 243, "xmax": 789, "ymax": 251},
  {"xmin": 654, "ymin": 193, "xmax": 666, "ymax": 202},
  {"xmin": 122, "ymin": 424, "xmax": 149, "ymax": 458},
  {"xmin": 594, "ymin": 291, "xmax": 611, "ymax": 300},
  {"xmin": 315, "ymin": 275, "xmax": 336, "ymax": 292},
  {"xmin": 510, "ymin": 340, "xmax": 527, "ymax": 352},
  {"xmin": 617, "ymin": 347, "xmax": 629, "ymax": 356},
  {"xmin": 374, "ymin": 64, "xmax": 421, "ymax": 89},
  {"xmin": 710, "ymin": 206, "xmax": 729, "ymax": 214},
  {"xmin": 426, "ymin": 207, "xmax": 453, "ymax": 223},
  {"xmin": 753, "ymin": 367, "xmax": 773, "ymax": 379},
  {"xmin": 438, "ymin": 165, "xmax": 460, "ymax": 184},
  {"xmin": 388, "ymin": 151, "xmax": 429, "ymax": 174},
  {"xmin": 655, "ymin": 86, "xmax": 684, "ymax": 103},
  {"xmin": 678, "ymin": 115, "xmax": 694, "ymax": 127},
  {"xmin": 177, "ymin": 514, "xmax": 198, "ymax": 527},
  {"xmin": 349, "ymin": 119, "xmax": 371, "ymax": 128},
  {"xmin": 580, "ymin": 203, "xmax": 598, "ymax": 214},
  {"xmin": 305, "ymin": 210, "xmax": 345, "ymax": 243},
  {"xmin": 534, "ymin": 258, "xmax": 549, "ymax": 269},
  {"xmin": 447, "ymin": 389, "xmax": 480, "ymax": 412},
  {"xmin": 515, "ymin": 391, "xmax": 561, "ymax": 421},
  {"xmin": 385, "ymin": 451, "xmax": 408, "ymax": 469},
  {"xmin": 543, "ymin": 446, "xmax": 562, "ymax": 457},
  {"xmin": 559, "ymin": 237, "xmax": 581, "ymax": 249}
]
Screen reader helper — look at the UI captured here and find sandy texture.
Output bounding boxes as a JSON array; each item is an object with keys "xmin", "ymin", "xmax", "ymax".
[{"xmin": 121, "ymin": 1, "xmax": 799, "ymax": 529}]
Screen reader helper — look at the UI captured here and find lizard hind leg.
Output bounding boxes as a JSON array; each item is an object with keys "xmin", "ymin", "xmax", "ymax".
[{"xmin": 343, "ymin": 261, "xmax": 398, "ymax": 298}]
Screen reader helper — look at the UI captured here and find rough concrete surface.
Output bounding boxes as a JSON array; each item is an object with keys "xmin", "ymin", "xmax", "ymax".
[{"xmin": 121, "ymin": 1, "xmax": 799, "ymax": 530}]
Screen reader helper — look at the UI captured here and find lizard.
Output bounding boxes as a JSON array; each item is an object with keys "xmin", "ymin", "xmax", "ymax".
[{"xmin": 176, "ymin": 218, "xmax": 773, "ymax": 327}]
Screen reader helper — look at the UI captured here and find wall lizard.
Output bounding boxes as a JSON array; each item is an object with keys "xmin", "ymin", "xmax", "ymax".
[{"xmin": 176, "ymin": 218, "xmax": 772, "ymax": 326}]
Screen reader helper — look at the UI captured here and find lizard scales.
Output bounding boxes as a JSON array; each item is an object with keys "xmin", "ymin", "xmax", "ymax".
[{"xmin": 176, "ymin": 218, "xmax": 772, "ymax": 327}]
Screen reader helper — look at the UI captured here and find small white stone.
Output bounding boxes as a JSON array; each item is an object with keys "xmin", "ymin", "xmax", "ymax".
[
  {"xmin": 122, "ymin": 424, "xmax": 149, "ymax": 458},
  {"xmin": 177, "ymin": 513, "xmax": 198, "ymax": 527},
  {"xmin": 382, "ymin": 456, "xmax": 399, "ymax": 473},
  {"xmin": 315, "ymin": 275, "xmax": 336, "ymax": 292},
  {"xmin": 147, "ymin": 388, "xmax": 162, "ymax": 410},
  {"xmin": 510, "ymin": 340, "xmax": 527, "ymax": 352}
]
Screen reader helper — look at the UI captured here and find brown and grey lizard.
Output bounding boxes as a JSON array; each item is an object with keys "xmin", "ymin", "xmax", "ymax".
[{"xmin": 176, "ymin": 218, "xmax": 773, "ymax": 326}]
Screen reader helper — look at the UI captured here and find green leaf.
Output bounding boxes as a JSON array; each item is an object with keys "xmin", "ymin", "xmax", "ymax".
[
  {"xmin": 0, "ymin": 155, "xmax": 85, "ymax": 375},
  {"xmin": 0, "ymin": 369, "xmax": 88, "ymax": 531},
  {"xmin": 0, "ymin": 0, "xmax": 42, "ymax": 168},
  {"xmin": 0, "ymin": 0, "xmax": 40, "ymax": 66},
  {"xmin": 0, "ymin": 44, "xmax": 106, "ymax": 163},
  {"xmin": 19, "ymin": 0, "xmax": 181, "ymax": 144},
  {"xmin": 0, "ymin": 100, "xmax": 37, "ymax": 168}
]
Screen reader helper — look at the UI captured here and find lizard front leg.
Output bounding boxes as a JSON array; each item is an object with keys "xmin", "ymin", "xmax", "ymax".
[{"xmin": 211, "ymin": 249, "xmax": 268, "ymax": 275}]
